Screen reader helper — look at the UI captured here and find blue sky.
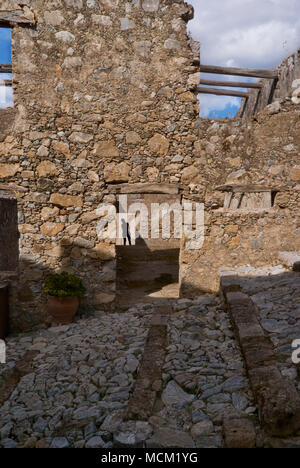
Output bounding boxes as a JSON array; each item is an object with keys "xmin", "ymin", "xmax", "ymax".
[
  {"xmin": 0, "ymin": 28, "xmax": 12, "ymax": 108},
  {"xmin": 0, "ymin": 28, "xmax": 11, "ymax": 63},
  {"xmin": 188, "ymin": 0, "xmax": 300, "ymax": 118}
]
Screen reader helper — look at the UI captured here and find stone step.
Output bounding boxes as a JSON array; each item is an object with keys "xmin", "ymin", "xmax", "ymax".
[
  {"xmin": 116, "ymin": 245, "xmax": 180, "ymax": 261},
  {"xmin": 221, "ymin": 276, "xmax": 300, "ymax": 437},
  {"xmin": 278, "ymin": 251, "xmax": 300, "ymax": 271}
]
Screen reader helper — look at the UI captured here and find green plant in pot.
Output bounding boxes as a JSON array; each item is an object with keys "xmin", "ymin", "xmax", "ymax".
[{"xmin": 44, "ymin": 272, "xmax": 85, "ymax": 325}]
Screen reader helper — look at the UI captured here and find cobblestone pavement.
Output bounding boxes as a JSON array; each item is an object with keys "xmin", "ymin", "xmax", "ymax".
[
  {"xmin": 0, "ymin": 309, "xmax": 151, "ymax": 448},
  {"xmin": 1, "ymin": 275, "xmax": 300, "ymax": 448},
  {"xmin": 146, "ymin": 295, "xmax": 257, "ymax": 448}
]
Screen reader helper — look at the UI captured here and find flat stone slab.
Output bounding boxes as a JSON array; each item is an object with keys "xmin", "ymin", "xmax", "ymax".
[
  {"xmin": 278, "ymin": 251, "xmax": 300, "ymax": 268},
  {"xmin": 161, "ymin": 380, "xmax": 195, "ymax": 406},
  {"xmin": 108, "ymin": 183, "xmax": 179, "ymax": 195}
]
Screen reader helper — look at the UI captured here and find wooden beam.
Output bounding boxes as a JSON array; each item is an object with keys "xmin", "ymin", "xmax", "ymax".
[
  {"xmin": 200, "ymin": 79, "xmax": 262, "ymax": 89},
  {"xmin": 239, "ymin": 97, "xmax": 247, "ymax": 119},
  {"xmin": 253, "ymin": 88, "xmax": 262, "ymax": 115},
  {"xmin": 198, "ymin": 87, "xmax": 250, "ymax": 98},
  {"xmin": 216, "ymin": 184, "xmax": 289, "ymax": 193},
  {"xmin": 268, "ymin": 77, "xmax": 279, "ymax": 105},
  {"xmin": 200, "ymin": 64, "xmax": 278, "ymax": 80},
  {"xmin": 0, "ymin": 11, "xmax": 35, "ymax": 25},
  {"xmin": 108, "ymin": 183, "xmax": 179, "ymax": 195},
  {"xmin": 0, "ymin": 79, "xmax": 12, "ymax": 87},
  {"xmin": 0, "ymin": 64, "xmax": 12, "ymax": 73}
]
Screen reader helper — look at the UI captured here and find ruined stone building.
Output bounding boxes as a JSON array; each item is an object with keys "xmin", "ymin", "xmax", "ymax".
[
  {"xmin": 0, "ymin": 0, "xmax": 299, "ymax": 333},
  {"xmin": 1, "ymin": 0, "xmax": 300, "ymax": 450}
]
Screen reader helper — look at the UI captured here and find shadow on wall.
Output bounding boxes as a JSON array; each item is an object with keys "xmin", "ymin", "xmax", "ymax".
[
  {"xmin": 8, "ymin": 237, "xmax": 114, "ymax": 333},
  {"xmin": 10, "ymin": 235, "xmax": 181, "ymax": 332}
]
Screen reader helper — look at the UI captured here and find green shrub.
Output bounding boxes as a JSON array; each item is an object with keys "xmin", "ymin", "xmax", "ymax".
[{"xmin": 44, "ymin": 272, "xmax": 86, "ymax": 297}]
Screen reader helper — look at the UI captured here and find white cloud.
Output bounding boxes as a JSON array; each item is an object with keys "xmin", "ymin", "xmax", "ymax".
[
  {"xmin": 200, "ymin": 94, "xmax": 240, "ymax": 118},
  {"xmin": 0, "ymin": 88, "xmax": 13, "ymax": 108},
  {"xmin": 188, "ymin": 0, "xmax": 300, "ymax": 117},
  {"xmin": 0, "ymin": 75, "xmax": 13, "ymax": 109},
  {"xmin": 0, "ymin": 28, "xmax": 12, "ymax": 108}
]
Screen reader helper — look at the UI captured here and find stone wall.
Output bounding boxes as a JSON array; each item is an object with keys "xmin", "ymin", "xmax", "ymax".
[
  {"xmin": 0, "ymin": 0, "xmax": 200, "ymax": 331},
  {"xmin": 180, "ymin": 97, "xmax": 300, "ymax": 295},
  {"xmin": 0, "ymin": 1, "xmax": 299, "ymax": 331},
  {"xmin": 275, "ymin": 48, "xmax": 300, "ymax": 100}
]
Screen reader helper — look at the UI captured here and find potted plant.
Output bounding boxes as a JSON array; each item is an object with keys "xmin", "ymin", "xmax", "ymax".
[{"xmin": 44, "ymin": 271, "xmax": 85, "ymax": 324}]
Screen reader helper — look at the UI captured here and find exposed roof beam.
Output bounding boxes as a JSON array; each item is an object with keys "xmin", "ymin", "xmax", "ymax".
[
  {"xmin": 0, "ymin": 64, "xmax": 12, "ymax": 73},
  {"xmin": 200, "ymin": 64, "xmax": 278, "ymax": 80},
  {"xmin": 200, "ymin": 79, "xmax": 262, "ymax": 89},
  {"xmin": 197, "ymin": 87, "xmax": 250, "ymax": 98},
  {"xmin": 239, "ymin": 97, "xmax": 247, "ymax": 119},
  {"xmin": 0, "ymin": 79, "xmax": 12, "ymax": 86},
  {"xmin": 216, "ymin": 184, "xmax": 289, "ymax": 193}
]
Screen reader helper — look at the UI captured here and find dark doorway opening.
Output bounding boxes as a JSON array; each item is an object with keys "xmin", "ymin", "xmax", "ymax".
[{"xmin": 116, "ymin": 194, "xmax": 181, "ymax": 307}]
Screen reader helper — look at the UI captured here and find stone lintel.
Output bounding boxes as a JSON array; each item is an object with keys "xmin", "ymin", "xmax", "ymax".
[
  {"xmin": 0, "ymin": 10, "xmax": 35, "ymax": 26},
  {"xmin": 108, "ymin": 183, "xmax": 180, "ymax": 195}
]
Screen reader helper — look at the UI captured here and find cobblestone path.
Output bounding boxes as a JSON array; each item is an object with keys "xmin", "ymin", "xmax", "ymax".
[{"xmin": 0, "ymin": 272, "xmax": 300, "ymax": 448}]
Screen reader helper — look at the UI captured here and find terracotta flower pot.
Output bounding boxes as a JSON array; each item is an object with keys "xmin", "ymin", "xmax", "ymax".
[{"xmin": 47, "ymin": 295, "xmax": 79, "ymax": 325}]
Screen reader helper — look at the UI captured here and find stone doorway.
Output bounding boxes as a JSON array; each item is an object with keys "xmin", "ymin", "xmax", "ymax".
[{"xmin": 116, "ymin": 193, "xmax": 181, "ymax": 307}]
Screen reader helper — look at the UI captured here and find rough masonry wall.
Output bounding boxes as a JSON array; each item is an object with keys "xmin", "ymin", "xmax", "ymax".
[
  {"xmin": 0, "ymin": 0, "xmax": 200, "ymax": 331},
  {"xmin": 275, "ymin": 49, "xmax": 300, "ymax": 99},
  {"xmin": 180, "ymin": 97, "xmax": 300, "ymax": 295},
  {"xmin": 0, "ymin": 0, "xmax": 299, "ymax": 331}
]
